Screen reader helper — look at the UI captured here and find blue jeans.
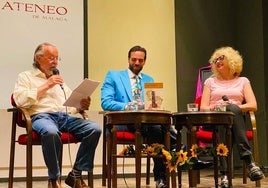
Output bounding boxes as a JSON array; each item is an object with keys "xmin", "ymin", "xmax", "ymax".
[{"xmin": 31, "ymin": 112, "xmax": 101, "ymax": 180}]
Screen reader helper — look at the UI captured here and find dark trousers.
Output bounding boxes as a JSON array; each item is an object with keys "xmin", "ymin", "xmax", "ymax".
[{"xmin": 219, "ymin": 104, "xmax": 252, "ymax": 172}]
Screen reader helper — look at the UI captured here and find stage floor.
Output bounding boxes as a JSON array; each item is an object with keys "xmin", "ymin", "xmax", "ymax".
[{"xmin": 2, "ymin": 168, "xmax": 268, "ymax": 188}]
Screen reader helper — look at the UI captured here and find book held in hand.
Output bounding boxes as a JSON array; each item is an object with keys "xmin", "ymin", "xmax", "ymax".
[{"xmin": 144, "ymin": 82, "xmax": 164, "ymax": 110}]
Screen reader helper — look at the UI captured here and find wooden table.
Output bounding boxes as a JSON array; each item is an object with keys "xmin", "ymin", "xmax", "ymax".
[
  {"xmin": 172, "ymin": 111, "xmax": 234, "ymax": 188},
  {"xmin": 104, "ymin": 110, "xmax": 172, "ymax": 188}
]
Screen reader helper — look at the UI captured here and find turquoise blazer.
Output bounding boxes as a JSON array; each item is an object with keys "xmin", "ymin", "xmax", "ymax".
[{"xmin": 101, "ymin": 69, "xmax": 154, "ymax": 111}]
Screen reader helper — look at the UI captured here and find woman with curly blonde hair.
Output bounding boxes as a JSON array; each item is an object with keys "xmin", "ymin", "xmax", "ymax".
[
  {"xmin": 209, "ymin": 46, "xmax": 243, "ymax": 78},
  {"xmin": 201, "ymin": 46, "xmax": 264, "ymax": 188}
]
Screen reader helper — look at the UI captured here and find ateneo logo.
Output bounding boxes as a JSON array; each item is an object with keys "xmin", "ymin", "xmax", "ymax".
[{"xmin": 1, "ymin": 1, "xmax": 68, "ymax": 16}]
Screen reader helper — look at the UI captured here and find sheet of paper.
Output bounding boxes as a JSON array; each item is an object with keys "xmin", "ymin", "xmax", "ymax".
[{"xmin": 63, "ymin": 79, "xmax": 100, "ymax": 108}]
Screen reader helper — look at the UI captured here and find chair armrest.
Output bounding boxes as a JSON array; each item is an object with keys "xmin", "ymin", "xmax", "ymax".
[
  {"xmin": 7, "ymin": 106, "xmax": 34, "ymax": 143},
  {"xmin": 248, "ymin": 110, "xmax": 259, "ymax": 163},
  {"xmin": 19, "ymin": 107, "xmax": 33, "ymax": 132},
  {"xmin": 248, "ymin": 111, "xmax": 256, "ymax": 131},
  {"xmin": 7, "ymin": 107, "xmax": 17, "ymax": 113},
  {"xmin": 7, "ymin": 106, "xmax": 32, "ymax": 129}
]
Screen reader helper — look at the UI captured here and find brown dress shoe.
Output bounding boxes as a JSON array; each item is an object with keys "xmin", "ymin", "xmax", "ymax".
[
  {"xmin": 65, "ymin": 172, "xmax": 89, "ymax": 188},
  {"xmin": 75, "ymin": 179, "xmax": 89, "ymax": 188},
  {"xmin": 48, "ymin": 179, "xmax": 62, "ymax": 188}
]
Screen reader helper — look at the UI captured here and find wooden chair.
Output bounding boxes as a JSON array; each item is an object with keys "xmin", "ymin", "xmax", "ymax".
[
  {"xmin": 101, "ymin": 111, "xmax": 151, "ymax": 187},
  {"xmin": 8, "ymin": 96, "xmax": 93, "ymax": 188},
  {"xmin": 194, "ymin": 65, "xmax": 261, "ymax": 187}
]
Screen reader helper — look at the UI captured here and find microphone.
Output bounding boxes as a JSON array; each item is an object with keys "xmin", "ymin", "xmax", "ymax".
[
  {"xmin": 52, "ymin": 68, "xmax": 60, "ymax": 75},
  {"xmin": 52, "ymin": 68, "xmax": 64, "ymax": 90},
  {"xmin": 222, "ymin": 95, "xmax": 229, "ymax": 101}
]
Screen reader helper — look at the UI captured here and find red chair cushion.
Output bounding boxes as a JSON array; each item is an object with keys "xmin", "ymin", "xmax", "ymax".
[
  {"xmin": 18, "ymin": 131, "xmax": 79, "ymax": 145},
  {"xmin": 116, "ymin": 131, "xmax": 135, "ymax": 143},
  {"xmin": 196, "ymin": 130, "xmax": 213, "ymax": 143},
  {"xmin": 10, "ymin": 94, "xmax": 27, "ymax": 128},
  {"xmin": 246, "ymin": 130, "xmax": 253, "ymax": 141},
  {"xmin": 196, "ymin": 130, "xmax": 253, "ymax": 143}
]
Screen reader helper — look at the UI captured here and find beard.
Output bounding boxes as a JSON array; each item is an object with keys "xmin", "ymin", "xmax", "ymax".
[{"xmin": 129, "ymin": 65, "xmax": 143, "ymax": 75}]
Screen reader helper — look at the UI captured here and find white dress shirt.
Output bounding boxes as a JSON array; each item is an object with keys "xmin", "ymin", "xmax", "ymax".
[{"xmin": 13, "ymin": 68, "xmax": 77, "ymax": 116}]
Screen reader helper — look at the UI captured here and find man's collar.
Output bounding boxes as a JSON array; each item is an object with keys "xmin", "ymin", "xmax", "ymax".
[
  {"xmin": 127, "ymin": 69, "xmax": 142, "ymax": 79},
  {"xmin": 33, "ymin": 67, "xmax": 46, "ymax": 78}
]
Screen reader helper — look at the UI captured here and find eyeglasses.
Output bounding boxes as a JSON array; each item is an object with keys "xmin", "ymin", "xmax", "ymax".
[
  {"xmin": 212, "ymin": 55, "xmax": 225, "ymax": 64},
  {"xmin": 130, "ymin": 58, "xmax": 144, "ymax": 63},
  {"xmin": 42, "ymin": 55, "xmax": 61, "ymax": 62}
]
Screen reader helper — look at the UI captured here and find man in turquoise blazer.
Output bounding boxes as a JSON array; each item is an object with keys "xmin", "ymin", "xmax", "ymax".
[
  {"xmin": 101, "ymin": 46, "xmax": 171, "ymax": 187},
  {"xmin": 101, "ymin": 69, "xmax": 154, "ymax": 111}
]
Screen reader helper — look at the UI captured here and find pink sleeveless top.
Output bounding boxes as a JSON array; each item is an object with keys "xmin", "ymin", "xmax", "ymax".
[{"xmin": 204, "ymin": 76, "xmax": 250, "ymax": 107}]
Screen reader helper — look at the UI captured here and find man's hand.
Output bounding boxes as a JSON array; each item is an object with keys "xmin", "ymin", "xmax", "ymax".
[
  {"xmin": 79, "ymin": 96, "xmax": 91, "ymax": 111},
  {"xmin": 37, "ymin": 75, "xmax": 63, "ymax": 99},
  {"xmin": 125, "ymin": 101, "xmax": 144, "ymax": 110},
  {"xmin": 47, "ymin": 75, "xmax": 63, "ymax": 89}
]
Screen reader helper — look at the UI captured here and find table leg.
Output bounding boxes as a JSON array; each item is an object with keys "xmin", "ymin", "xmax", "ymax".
[
  {"xmin": 212, "ymin": 128, "xmax": 219, "ymax": 187},
  {"xmin": 111, "ymin": 125, "xmax": 117, "ymax": 188},
  {"xmin": 163, "ymin": 124, "xmax": 171, "ymax": 188},
  {"xmin": 226, "ymin": 124, "xmax": 233, "ymax": 187},
  {"xmin": 170, "ymin": 170, "xmax": 176, "ymax": 188},
  {"xmin": 135, "ymin": 126, "xmax": 141, "ymax": 188},
  {"xmin": 102, "ymin": 116, "xmax": 107, "ymax": 186},
  {"xmin": 107, "ymin": 129, "xmax": 112, "ymax": 188},
  {"xmin": 188, "ymin": 126, "xmax": 198, "ymax": 187},
  {"xmin": 176, "ymin": 126, "xmax": 182, "ymax": 188}
]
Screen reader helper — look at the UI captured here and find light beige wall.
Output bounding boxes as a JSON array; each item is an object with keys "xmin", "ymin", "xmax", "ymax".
[
  {"xmin": 88, "ymin": 0, "xmax": 177, "ymax": 112},
  {"xmin": 0, "ymin": 1, "xmax": 177, "ymax": 179}
]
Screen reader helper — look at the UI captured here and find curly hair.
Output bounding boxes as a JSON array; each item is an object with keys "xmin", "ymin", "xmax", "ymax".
[{"xmin": 209, "ymin": 46, "xmax": 243, "ymax": 77}]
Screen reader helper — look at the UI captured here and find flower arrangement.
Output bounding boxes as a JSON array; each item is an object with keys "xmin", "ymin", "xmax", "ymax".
[{"xmin": 142, "ymin": 143, "xmax": 229, "ymax": 172}]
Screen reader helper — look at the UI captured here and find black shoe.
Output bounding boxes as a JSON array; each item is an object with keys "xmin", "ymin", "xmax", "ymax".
[
  {"xmin": 124, "ymin": 145, "xmax": 135, "ymax": 156},
  {"xmin": 248, "ymin": 163, "xmax": 265, "ymax": 181},
  {"xmin": 190, "ymin": 157, "xmax": 213, "ymax": 170},
  {"xmin": 65, "ymin": 172, "xmax": 89, "ymax": 188},
  {"xmin": 155, "ymin": 179, "xmax": 167, "ymax": 188}
]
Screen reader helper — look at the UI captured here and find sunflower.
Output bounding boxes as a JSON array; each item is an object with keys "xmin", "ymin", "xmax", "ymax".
[
  {"xmin": 177, "ymin": 149, "xmax": 188, "ymax": 163},
  {"xmin": 190, "ymin": 144, "xmax": 198, "ymax": 157},
  {"xmin": 142, "ymin": 142, "xmax": 229, "ymax": 172},
  {"xmin": 144, "ymin": 143, "xmax": 164, "ymax": 157},
  {"xmin": 144, "ymin": 146, "xmax": 157, "ymax": 156},
  {"xmin": 151, "ymin": 143, "xmax": 165, "ymax": 154},
  {"xmin": 163, "ymin": 149, "xmax": 177, "ymax": 171},
  {"xmin": 162, "ymin": 149, "xmax": 172, "ymax": 161},
  {"xmin": 166, "ymin": 160, "xmax": 177, "ymax": 172},
  {"xmin": 216, "ymin": 143, "xmax": 229, "ymax": 156}
]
